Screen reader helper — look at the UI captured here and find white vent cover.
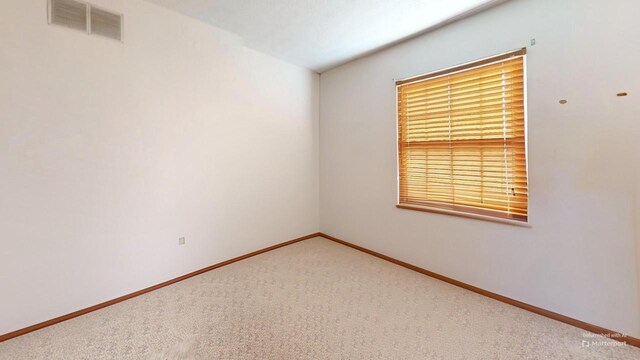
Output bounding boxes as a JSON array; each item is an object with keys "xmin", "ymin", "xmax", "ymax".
[
  {"xmin": 49, "ymin": 0, "xmax": 87, "ymax": 31},
  {"xmin": 48, "ymin": 0, "xmax": 123, "ymax": 42},
  {"xmin": 90, "ymin": 7, "xmax": 123, "ymax": 41}
]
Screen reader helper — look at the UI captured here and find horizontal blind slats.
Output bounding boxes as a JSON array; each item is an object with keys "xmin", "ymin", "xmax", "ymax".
[
  {"xmin": 402, "ymin": 75, "xmax": 524, "ymax": 100},
  {"xmin": 398, "ymin": 55, "xmax": 528, "ymax": 221}
]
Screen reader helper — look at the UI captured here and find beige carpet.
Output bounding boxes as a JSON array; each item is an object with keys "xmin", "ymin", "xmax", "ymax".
[{"xmin": 0, "ymin": 237, "xmax": 638, "ymax": 359}]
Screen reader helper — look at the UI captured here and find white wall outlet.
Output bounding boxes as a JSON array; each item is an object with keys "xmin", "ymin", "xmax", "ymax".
[{"xmin": 178, "ymin": 237, "xmax": 186, "ymax": 245}]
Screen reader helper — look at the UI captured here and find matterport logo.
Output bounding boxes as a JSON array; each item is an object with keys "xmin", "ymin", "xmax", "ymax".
[{"xmin": 581, "ymin": 332, "xmax": 627, "ymax": 347}]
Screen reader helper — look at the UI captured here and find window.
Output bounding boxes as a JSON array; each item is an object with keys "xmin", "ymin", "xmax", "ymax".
[{"xmin": 396, "ymin": 49, "xmax": 528, "ymax": 223}]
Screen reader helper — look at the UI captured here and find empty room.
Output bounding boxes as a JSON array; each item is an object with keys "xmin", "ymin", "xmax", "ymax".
[{"xmin": 1, "ymin": 0, "xmax": 639, "ymax": 358}]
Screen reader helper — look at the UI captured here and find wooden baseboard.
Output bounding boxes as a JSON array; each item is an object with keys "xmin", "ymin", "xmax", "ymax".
[
  {"xmin": 317, "ymin": 232, "xmax": 640, "ymax": 348},
  {"xmin": 0, "ymin": 232, "xmax": 321, "ymax": 343}
]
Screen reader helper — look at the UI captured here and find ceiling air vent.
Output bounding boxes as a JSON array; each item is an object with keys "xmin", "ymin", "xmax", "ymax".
[
  {"xmin": 49, "ymin": 0, "xmax": 88, "ymax": 31},
  {"xmin": 48, "ymin": 0, "xmax": 123, "ymax": 42},
  {"xmin": 90, "ymin": 7, "xmax": 123, "ymax": 41}
]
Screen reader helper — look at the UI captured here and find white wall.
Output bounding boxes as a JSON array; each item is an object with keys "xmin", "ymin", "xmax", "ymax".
[
  {"xmin": 0, "ymin": 0, "xmax": 319, "ymax": 334},
  {"xmin": 320, "ymin": 0, "xmax": 640, "ymax": 337}
]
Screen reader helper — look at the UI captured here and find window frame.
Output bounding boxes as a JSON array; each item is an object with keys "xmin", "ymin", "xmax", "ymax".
[{"xmin": 395, "ymin": 49, "xmax": 530, "ymax": 227}]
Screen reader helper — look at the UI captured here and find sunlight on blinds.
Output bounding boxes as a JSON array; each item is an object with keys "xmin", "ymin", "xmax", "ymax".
[{"xmin": 397, "ymin": 50, "xmax": 528, "ymax": 222}]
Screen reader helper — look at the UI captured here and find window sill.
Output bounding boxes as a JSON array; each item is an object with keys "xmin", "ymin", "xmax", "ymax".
[{"xmin": 396, "ymin": 204, "xmax": 531, "ymax": 228}]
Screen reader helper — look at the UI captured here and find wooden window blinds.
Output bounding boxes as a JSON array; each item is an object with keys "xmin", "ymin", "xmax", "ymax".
[{"xmin": 396, "ymin": 49, "xmax": 528, "ymax": 222}]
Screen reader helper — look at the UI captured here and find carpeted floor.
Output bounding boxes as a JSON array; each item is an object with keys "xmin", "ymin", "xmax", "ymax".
[{"xmin": 0, "ymin": 237, "xmax": 638, "ymax": 359}]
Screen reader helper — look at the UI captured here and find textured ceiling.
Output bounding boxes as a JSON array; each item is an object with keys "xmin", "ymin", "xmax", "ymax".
[{"xmin": 147, "ymin": 0, "xmax": 506, "ymax": 72}]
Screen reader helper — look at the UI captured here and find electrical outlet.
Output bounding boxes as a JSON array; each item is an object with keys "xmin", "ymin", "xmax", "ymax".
[{"xmin": 178, "ymin": 237, "xmax": 186, "ymax": 245}]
